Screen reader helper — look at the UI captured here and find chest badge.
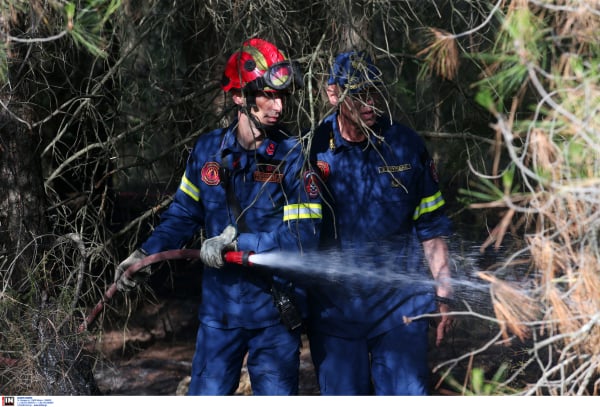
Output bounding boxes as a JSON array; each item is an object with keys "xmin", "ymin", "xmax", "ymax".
[
  {"xmin": 266, "ymin": 141, "xmax": 276, "ymax": 156},
  {"xmin": 316, "ymin": 160, "xmax": 330, "ymax": 182}
]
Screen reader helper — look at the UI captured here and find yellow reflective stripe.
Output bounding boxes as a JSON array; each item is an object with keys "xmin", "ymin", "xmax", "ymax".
[
  {"xmin": 179, "ymin": 174, "xmax": 200, "ymax": 202},
  {"xmin": 244, "ymin": 45, "xmax": 269, "ymax": 71},
  {"xmin": 413, "ymin": 191, "xmax": 445, "ymax": 220},
  {"xmin": 283, "ymin": 203, "xmax": 323, "ymax": 221}
]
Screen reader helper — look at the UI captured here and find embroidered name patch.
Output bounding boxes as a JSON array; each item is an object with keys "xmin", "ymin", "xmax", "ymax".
[
  {"xmin": 254, "ymin": 163, "xmax": 283, "ymax": 183},
  {"xmin": 254, "ymin": 171, "xmax": 283, "ymax": 183},
  {"xmin": 201, "ymin": 162, "xmax": 221, "ymax": 185},
  {"xmin": 378, "ymin": 164, "xmax": 411, "ymax": 174}
]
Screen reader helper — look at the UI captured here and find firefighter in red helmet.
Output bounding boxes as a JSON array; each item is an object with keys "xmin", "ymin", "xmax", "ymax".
[
  {"xmin": 220, "ymin": 38, "xmax": 304, "ymax": 133},
  {"xmin": 114, "ymin": 38, "xmax": 321, "ymax": 395},
  {"xmin": 222, "ymin": 38, "xmax": 303, "ymax": 94}
]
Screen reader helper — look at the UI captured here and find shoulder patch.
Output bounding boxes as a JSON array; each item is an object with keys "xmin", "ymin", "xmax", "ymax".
[
  {"xmin": 201, "ymin": 162, "xmax": 221, "ymax": 186},
  {"xmin": 304, "ymin": 170, "xmax": 321, "ymax": 199}
]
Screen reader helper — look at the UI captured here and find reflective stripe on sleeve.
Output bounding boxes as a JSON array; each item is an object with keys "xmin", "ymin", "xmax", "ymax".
[
  {"xmin": 283, "ymin": 203, "xmax": 323, "ymax": 221},
  {"xmin": 179, "ymin": 174, "xmax": 200, "ymax": 202},
  {"xmin": 413, "ymin": 191, "xmax": 445, "ymax": 220}
]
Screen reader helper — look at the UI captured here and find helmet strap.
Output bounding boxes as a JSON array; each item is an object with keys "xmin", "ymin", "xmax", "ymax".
[
  {"xmin": 243, "ymin": 89, "xmax": 257, "ymax": 108},
  {"xmin": 238, "ymin": 101, "xmax": 267, "ymax": 135},
  {"xmin": 248, "ymin": 108, "xmax": 267, "ymax": 133},
  {"xmin": 240, "ymin": 89, "xmax": 267, "ymax": 131}
]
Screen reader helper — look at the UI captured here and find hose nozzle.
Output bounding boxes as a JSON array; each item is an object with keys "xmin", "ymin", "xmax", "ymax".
[{"xmin": 223, "ymin": 251, "xmax": 255, "ymax": 266}]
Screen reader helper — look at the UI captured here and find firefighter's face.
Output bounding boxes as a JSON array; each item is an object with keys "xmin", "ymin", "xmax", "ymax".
[
  {"xmin": 250, "ymin": 91, "xmax": 287, "ymax": 126},
  {"xmin": 328, "ymin": 85, "xmax": 379, "ymax": 128},
  {"xmin": 340, "ymin": 88, "xmax": 379, "ymax": 128}
]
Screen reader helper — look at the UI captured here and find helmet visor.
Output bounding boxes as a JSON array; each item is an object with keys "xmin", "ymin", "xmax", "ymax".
[
  {"xmin": 265, "ymin": 61, "xmax": 295, "ymax": 89},
  {"xmin": 247, "ymin": 61, "xmax": 304, "ymax": 92}
]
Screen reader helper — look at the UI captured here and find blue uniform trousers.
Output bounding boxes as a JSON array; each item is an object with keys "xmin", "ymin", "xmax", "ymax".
[
  {"xmin": 187, "ymin": 323, "xmax": 301, "ymax": 395},
  {"xmin": 309, "ymin": 320, "xmax": 430, "ymax": 395}
]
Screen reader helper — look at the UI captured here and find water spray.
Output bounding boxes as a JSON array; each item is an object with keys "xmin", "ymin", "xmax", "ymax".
[{"xmin": 79, "ymin": 242, "xmax": 514, "ymax": 333}]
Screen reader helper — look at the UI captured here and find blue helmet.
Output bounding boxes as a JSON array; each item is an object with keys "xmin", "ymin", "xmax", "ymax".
[{"xmin": 327, "ymin": 51, "xmax": 382, "ymax": 93}]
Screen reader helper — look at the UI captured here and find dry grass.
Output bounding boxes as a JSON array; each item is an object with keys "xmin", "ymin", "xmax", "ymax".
[
  {"xmin": 416, "ymin": 27, "xmax": 460, "ymax": 81},
  {"xmin": 477, "ymin": 272, "xmax": 540, "ymax": 341},
  {"xmin": 463, "ymin": 0, "xmax": 600, "ymax": 393}
]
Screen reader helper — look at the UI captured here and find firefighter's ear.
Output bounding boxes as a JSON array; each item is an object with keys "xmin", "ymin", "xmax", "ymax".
[
  {"xmin": 231, "ymin": 90, "xmax": 245, "ymax": 107},
  {"xmin": 326, "ymin": 84, "xmax": 340, "ymax": 106}
]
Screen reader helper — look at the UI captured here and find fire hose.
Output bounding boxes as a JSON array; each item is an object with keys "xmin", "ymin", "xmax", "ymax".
[{"xmin": 78, "ymin": 249, "xmax": 255, "ymax": 333}]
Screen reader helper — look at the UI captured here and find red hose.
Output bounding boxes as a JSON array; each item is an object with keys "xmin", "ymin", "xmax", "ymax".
[
  {"xmin": 3, "ymin": 248, "xmax": 201, "ymax": 366},
  {"xmin": 78, "ymin": 249, "xmax": 200, "ymax": 333}
]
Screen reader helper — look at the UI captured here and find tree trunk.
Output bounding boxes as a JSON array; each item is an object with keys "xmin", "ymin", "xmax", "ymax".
[{"xmin": 0, "ymin": 93, "xmax": 48, "ymax": 285}]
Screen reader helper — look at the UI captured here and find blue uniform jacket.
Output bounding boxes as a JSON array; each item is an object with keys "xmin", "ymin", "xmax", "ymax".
[
  {"xmin": 142, "ymin": 120, "xmax": 322, "ymax": 329},
  {"xmin": 307, "ymin": 113, "xmax": 453, "ymax": 338}
]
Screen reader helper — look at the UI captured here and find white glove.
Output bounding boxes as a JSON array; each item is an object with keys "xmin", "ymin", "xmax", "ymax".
[
  {"xmin": 114, "ymin": 249, "xmax": 150, "ymax": 292},
  {"xmin": 200, "ymin": 225, "xmax": 238, "ymax": 269}
]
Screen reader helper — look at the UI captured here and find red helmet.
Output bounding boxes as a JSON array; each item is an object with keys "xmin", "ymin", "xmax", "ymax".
[{"xmin": 221, "ymin": 38, "xmax": 303, "ymax": 93}]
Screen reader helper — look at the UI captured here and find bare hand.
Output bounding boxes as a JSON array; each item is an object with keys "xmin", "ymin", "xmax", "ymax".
[{"xmin": 435, "ymin": 302, "xmax": 453, "ymax": 346}]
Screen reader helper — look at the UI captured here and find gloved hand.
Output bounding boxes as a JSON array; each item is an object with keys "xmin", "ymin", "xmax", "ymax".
[
  {"xmin": 200, "ymin": 225, "xmax": 238, "ymax": 269},
  {"xmin": 114, "ymin": 249, "xmax": 150, "ymax": 292}
]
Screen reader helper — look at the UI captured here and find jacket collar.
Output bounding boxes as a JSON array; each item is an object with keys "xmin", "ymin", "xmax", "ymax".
[
  {"xmin": 220, "ymin": 120, "xmax": 282, "ymax": 169},
  {"xmin": 327, "ymin": 113, "xmax": 389, "ymax": 153}
]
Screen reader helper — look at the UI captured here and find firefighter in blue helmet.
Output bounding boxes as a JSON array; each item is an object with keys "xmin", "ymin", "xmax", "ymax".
[
  {"xmin": 113, "ymin": 38, "xmax": 322, "ymax": 395},
  {"xmin": 306, "ymin": 51, "xmax": 454, "ymax": 395}
]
